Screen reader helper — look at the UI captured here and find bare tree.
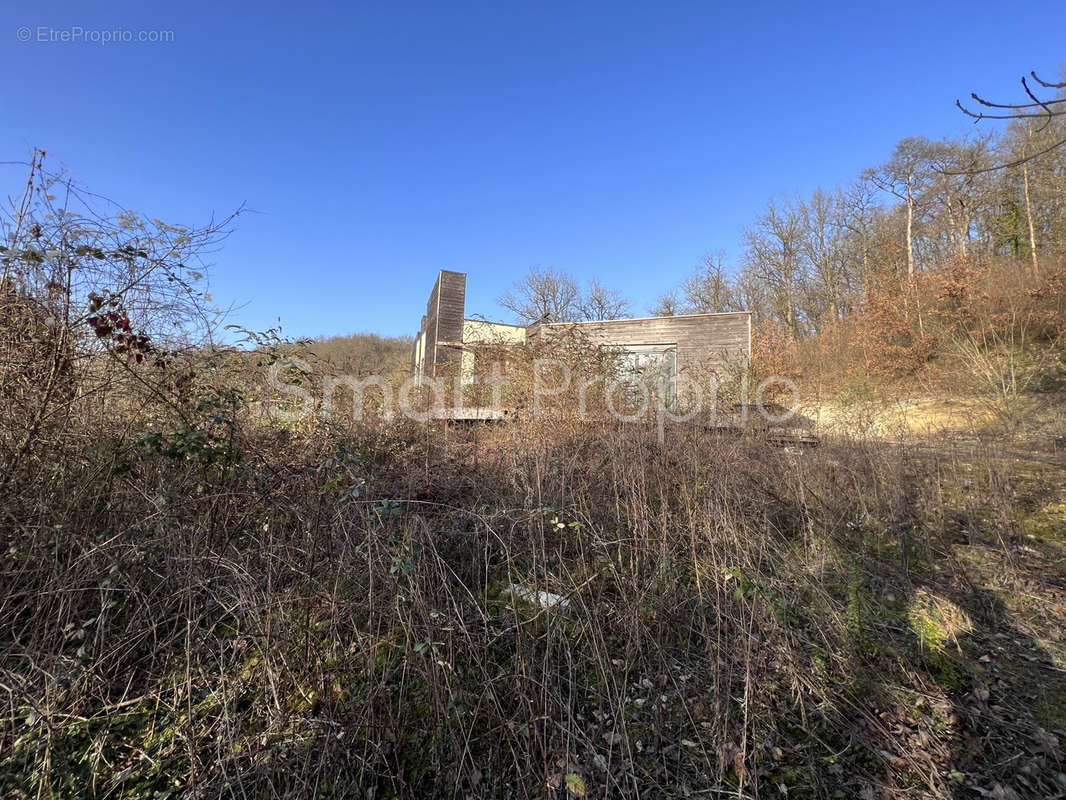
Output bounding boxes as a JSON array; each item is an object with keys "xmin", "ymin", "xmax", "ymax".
[
  {"xmin": 996, "ymin": 116, "xmax": 1066, "ymax": 273},
  {"xmin": 839, "ymin": 178, "xmax": 884, "ymax": 287},
  {"xmin": 864, "ymin": 137, "xmax": 936, "ymax": 278},
  {"xmin": 743, "ymin": 197, "xmax": 806, "ymax": 336},
  {"xmin": 498, "ymin": 266, "xmax": 581, "ymax": 324},
  {"xmin": 1021, "ymin": 122, "xmax": 1040, "ymax": 275},
  {"xmin": 734, "ymin": 264, "xmax": 772, "ymax": 320},
  {"xmin": 648, "ymin": 290, "xmax": 681, "ymax": 317},
  {"xmin": 579, "ymin": 278, "xmax": 631, "ymax": 321},
  {"xmin": 680, "ymin": 252, "xmax": 740, "ymax": 313},
  {"xmin": 923, "ymin": 138, "xmax": 990, "ymax": 261},
  {"xmin": 798, "ymin": 189, "xmax": 851, "ymax": 326}
]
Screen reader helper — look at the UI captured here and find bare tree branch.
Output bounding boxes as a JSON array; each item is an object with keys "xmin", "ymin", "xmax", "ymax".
[
  {"xmin": 1030, "ymin": 70, "xmax": 1066, "ymax": 90},
  {"xmin": 952, "ymin": 69, "xmax": 1066, "ymax": 172}
]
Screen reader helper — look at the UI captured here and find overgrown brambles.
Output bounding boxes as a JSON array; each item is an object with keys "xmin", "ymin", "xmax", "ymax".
[
  {"xmin": 86, "ymin": 290, "xmax": 160, "ymax": 367},
  {"xmin": 4, "ymin": 411, "xmax": 1066, "ymax": 798}
]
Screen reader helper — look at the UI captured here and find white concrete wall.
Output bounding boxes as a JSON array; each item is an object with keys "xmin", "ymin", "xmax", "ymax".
[{"xmin": 460, "ymin": 320, "xmax": 526, "ymax": 383}]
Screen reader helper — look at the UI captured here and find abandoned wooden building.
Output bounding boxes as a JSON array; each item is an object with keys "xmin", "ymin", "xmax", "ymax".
[{"xmin": 410, "ymin": 269, "xmax": 752, "ymax": 389}]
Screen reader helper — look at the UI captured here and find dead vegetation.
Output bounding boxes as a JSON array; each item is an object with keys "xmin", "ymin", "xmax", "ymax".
[
  {"xmin": 2, "ymin": 156, "xmax": 1065, "ymax": 800},
  {"xmin": 4, "ymin": 402, "xmax": 1066, "ymax": 799}
]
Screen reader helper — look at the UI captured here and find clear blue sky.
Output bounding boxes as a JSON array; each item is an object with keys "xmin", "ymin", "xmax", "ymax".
[{"xmin": 3, "ymin": 1, "xmax": 1064, "ymax": 338}]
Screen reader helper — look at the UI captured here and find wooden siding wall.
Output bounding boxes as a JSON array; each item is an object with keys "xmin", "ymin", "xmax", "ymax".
[
  {"xmin": 416, "ymin": 270, "xmax": 467, "ymax": 377},
  {"xmin": 536, "ymin": 313, "xmax": 751, "ymax": 375},
  {"xmin": 421, "ymin": 280, "xmax": 440, "ymax": 376}
]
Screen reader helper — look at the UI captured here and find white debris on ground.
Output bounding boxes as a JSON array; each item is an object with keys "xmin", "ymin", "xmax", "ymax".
[{"xmin": 503, "ymin": 584, "xmax": 571, "ymax": 611}]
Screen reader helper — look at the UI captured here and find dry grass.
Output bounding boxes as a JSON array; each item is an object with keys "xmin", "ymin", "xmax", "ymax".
[{"xmin": 3, "ymin": 388, "xmax": 1065, "ymax": 798}]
